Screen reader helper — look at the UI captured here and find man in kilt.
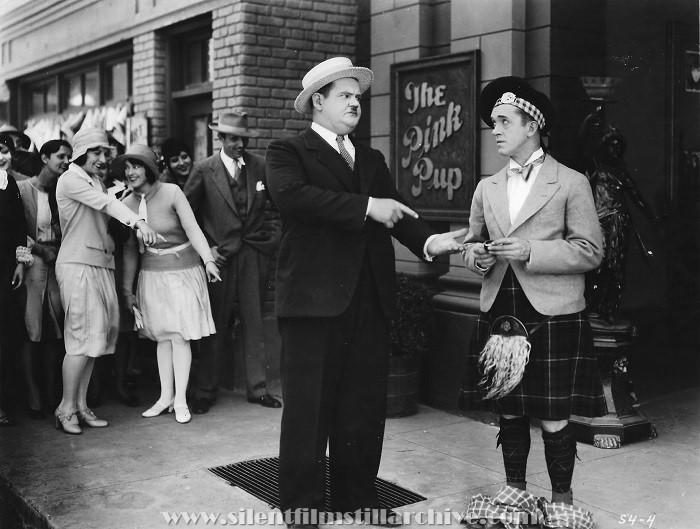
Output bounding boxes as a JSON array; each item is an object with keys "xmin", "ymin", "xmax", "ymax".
[{"xmin": 458, "ymin": 77, "xmax": 607, "ymax": 507}]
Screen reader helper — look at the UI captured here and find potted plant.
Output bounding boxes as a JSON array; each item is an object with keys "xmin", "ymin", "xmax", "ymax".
[{"xmin": 387, "ymin": 273, "xmax": 436, "ymax": 417}]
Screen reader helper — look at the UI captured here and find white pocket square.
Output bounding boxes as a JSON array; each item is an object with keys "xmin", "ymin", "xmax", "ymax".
[{"xmin": 256, "ymin": 181, "xmax": 265, "ymax": 191}]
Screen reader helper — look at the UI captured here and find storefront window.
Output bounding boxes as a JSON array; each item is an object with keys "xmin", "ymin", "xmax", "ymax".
[
  {"xmin": 105, "ymin": 61, "xmax": 130, "ymax": 102},
  {"xmin": 29, "ymin": 81, "xmax": 58, "ymax": 115}
]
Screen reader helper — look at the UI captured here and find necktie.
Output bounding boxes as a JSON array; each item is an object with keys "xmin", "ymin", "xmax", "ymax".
[
  {"xmin": 507, "ymin": 154, "xmax": 545, "ymax": 182},
  {"xmin": 231, "ymin": 160, "xmax": 239, "ymax": 181},
  {"xmin": 336, "ymin": 135, "xmax": 354, "ymax": 170},
  {"xmin": 136, "ymin": 193, "xmax": 147, "ymax": 254}
]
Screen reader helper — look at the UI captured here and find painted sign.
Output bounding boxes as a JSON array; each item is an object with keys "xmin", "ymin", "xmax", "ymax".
[{"xmin": 392, "ymin": 52, "xmax": 479, "ymax": 221}]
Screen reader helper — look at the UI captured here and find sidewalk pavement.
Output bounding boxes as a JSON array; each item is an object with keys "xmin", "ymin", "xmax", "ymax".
[{"xmin": 0, "ymin": 384, "xmax": 698, "ymax": 529}]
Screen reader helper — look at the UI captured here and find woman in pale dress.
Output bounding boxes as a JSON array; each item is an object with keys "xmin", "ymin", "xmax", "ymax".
[
  {"xmin": 117, "ymin": 144, "xmax": 220, "ymax": 424},
  {"xmin": 54, "ymin": 128, "xmax": 159, "ymax": 434}
]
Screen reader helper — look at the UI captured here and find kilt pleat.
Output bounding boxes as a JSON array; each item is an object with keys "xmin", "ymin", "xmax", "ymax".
[{"xmin": 458, "ymin": 268, "xmax": 607, "ymax": 420}]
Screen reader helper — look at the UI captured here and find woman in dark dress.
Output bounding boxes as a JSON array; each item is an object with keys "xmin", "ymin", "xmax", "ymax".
[{"xmin": 0, "ymin": 133, "xmax": 29, "ymax": 426}]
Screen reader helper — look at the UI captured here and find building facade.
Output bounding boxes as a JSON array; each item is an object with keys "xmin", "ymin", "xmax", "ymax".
[{"xmin": 1, "ymin": 0, "xmax": 698, "ymax": 406}]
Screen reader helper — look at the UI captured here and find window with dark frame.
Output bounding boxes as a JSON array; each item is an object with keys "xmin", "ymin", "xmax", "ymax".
[{"xmin": 19, "ymin": 47, "xmax": 132, "ymax": 122}]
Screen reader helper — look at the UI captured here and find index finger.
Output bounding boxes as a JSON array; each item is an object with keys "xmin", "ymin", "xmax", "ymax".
[{"xmin": 397, "ymin": 203, "xmax": 418, "ymax": 218}]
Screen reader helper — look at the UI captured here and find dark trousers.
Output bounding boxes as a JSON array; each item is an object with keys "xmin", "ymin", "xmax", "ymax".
[
  {"xmin": 278, "ymin": 261, "xmax": 390, "ymax": 514},
  {"xmin": 196, "ymin": 244, "xmax": 270, "ymax": 400}
]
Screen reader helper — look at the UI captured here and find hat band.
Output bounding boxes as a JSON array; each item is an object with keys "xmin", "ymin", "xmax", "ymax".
[{"xmin": 494, "ymin": 93, "xmax": 545, "ymax": 130}]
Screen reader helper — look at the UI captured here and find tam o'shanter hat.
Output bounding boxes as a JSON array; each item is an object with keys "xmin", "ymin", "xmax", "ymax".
[
  {"xmin": 209, "ymin": 112, "xmax": 259, "ymax": 138},
  {"xmin": 294, "ymin": 57, "xmax": 374, "ymax": 115},
  {"xmin": 112, "ymin": 144, "xmax": 161, "ymax": 179},
  {"xmin": 479, "ymin": 76, "xmax": 555, "ymax": 135},
  {"xmin": 70, "ymin": 127, "xmax": 110, "ymax": 162}
]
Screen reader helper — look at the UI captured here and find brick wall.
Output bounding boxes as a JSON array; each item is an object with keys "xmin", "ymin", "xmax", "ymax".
[
  {"xmin": 132, "ymin": 31, "xmax": 167, "ymax": 148},
  {"xmin": 211, "ymin": 0, "xmax": 358, "ymax": 155}
]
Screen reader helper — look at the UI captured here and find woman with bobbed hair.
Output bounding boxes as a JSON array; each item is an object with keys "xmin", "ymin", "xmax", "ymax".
[
  {"xmin": 0, "ymin": 132, "xmax": 31, "ymax": 182},
  {"xmin": 159, "ymin": 137, "xmax": 194, "ymax": 189},
  {"xmin": 54, "ymin": 128, "xmax": 159, "ymax": 434},
  {"xmin": 116, "ymin": 144, "xmax": 219, "ymax": 424}
]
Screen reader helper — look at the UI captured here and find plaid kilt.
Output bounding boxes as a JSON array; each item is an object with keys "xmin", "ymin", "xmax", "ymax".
[{"xmin": 458, "ymin": 268, "xmax": 607, "ymax": 420}]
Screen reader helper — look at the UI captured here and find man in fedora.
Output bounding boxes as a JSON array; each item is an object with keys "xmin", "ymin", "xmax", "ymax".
[
  {"xmin": 458, "ymin": 77, "xmax": 605, "ymax": 511},
  {"xmin": 184, "ymin": 111, "xmax": 281, "ymax": 413},
  {"xmin": 266, "ymin": 57, "xmax": 467, "ymax": 528}
]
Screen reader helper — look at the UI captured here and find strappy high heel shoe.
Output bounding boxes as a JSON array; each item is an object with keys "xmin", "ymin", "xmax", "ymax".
[
  {"xmin": 77, "ymin": 408, "xmax": 108, "ymax": 428},
  {"xmin": 174, "ymin": 405, "xmax": 191, "ymax": 424},
  {"xmin": 142, "ymin": 399, "xmax": 174, "ymax": 418},
  {"xmin": 55, "ymin": 408, "xmax": 82, "ymax": 435}
]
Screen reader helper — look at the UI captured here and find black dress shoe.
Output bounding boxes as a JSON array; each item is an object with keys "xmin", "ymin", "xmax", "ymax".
[
  {"xmin": 117, "ymin": 392, "xmax": 140, "ymax": 407},
  {"xmin": 0, "ymin": 415, "xmax": 16, "ymax": 427},
  {"xmin": 27, "ymin": 408, "xmax": 45, "ymax": 420},
  {"xmin": 247, "ymin": 394, "xmax": 282, "ymax": 408},
  {"xmin": 192, "ymin": 397, "xmax": 211, "ymax": 414}
]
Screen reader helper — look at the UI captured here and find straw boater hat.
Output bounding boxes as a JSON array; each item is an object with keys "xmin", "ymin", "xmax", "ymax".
[
  {"xmin": 479, "ymin": 76, "xmax": 555, "ymax": 135},
  {"xmin": 70, "ymin": 127, "xmax": 110, "ymax": 162},
  {"xmin": 294, "ymin": 57, "xmax": 374, "ymax": 115},
  {"xmin": 112, "ymin": 144, "xmax": 161, "ymax": 178},
  {"xmin": 208, "ymin": 112, "xmax": 259, "ymax": 138}
]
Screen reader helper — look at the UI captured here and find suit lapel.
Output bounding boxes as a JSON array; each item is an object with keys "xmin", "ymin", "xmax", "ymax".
[
  {"xmin": 355, "ymin": 141, "xmax": 379, "ymax": 195},
  {"xmin": 210, "ymin": 155, "xmax": 239, "ymax": 217},
  {"xmin": 485, "ymin": 168, "xmax": 511, "ymax": 236},
  {"xmin": 303, "ymin": 129, "xmax": 356, "ymax": 192},
  {"xmin": 243, "ymin": 154, "xmax": 257, "ymax": 215},
  {"xmin": 508, "ymin": 155, "xmax": 560, "ymax": 235}
]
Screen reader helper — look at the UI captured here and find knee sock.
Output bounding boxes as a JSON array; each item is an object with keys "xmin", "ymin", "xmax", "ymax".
[
  {"xmin": 497, "ymin": 416, "xmax": 530, "ymax": 490},
  {"xmin": 542, "ymin": 423, "xmax": 577, "ymax": 504}
]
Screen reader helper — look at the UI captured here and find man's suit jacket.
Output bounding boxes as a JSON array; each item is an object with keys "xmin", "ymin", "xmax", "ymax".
[
  {"xmin": 266, "ymin": 128, "xmax": 434, "ymax": 319},
  {"xmin": 464, "ymin": 155, "xmax": 603, "ymax": 316},
  {"xmin": 184, "ymin": 151, "xmax": 279, "ymax": 258}
]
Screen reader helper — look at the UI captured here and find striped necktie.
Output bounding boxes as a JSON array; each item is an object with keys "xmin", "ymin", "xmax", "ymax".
[
  {"xmin": 507, "ymin": 154, "xmax": 545, "ymax": 182},
  {"xmin": 336, "ymin": 135, "xmax": 354, "ymax": 170}
]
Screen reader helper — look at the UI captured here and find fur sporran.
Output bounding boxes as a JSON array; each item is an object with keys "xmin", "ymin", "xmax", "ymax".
[{"xmin": 478, "ymin": 315, "xmax": 551, "ymax": 400}]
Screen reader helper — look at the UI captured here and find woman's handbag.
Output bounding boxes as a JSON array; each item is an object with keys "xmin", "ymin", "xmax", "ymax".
[{"xmin": 478, "ymin": 314, "xmax": 552, "ymax": 400}]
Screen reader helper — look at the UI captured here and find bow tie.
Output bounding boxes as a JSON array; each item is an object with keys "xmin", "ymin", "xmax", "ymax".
[{"xmin": 507, "ymin": 154, "xmax": 545, "ymax": 182}]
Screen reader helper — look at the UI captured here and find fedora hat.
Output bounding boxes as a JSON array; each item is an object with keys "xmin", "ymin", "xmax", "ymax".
[
  {"xmin": 479, "ymin": 76, "xmax": 555, "ymax": 135},
  {"xmin": 208, "ymin": 112, "xmax": 259, "ymax": 138},
  {"xmin": 112, "ymin": 144, "xmax": 161, "ymax": 179},
  {"xmin": 294, "ymin": 57, "xmax": 373, "ymax": 115}
]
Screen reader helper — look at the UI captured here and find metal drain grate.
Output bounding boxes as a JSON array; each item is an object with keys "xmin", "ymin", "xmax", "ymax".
[{"xmin": 209, "ymin": 457, "xmax": 426, "ymax": 511}]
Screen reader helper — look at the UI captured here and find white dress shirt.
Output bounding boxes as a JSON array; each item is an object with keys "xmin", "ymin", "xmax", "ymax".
[
  {"xmin": 507, "ymin": 148, "xmax": 545, "ymax": 223},
  {"xmin": 220, "ymin": 148, "xmax": 245, "ymax": 180}
]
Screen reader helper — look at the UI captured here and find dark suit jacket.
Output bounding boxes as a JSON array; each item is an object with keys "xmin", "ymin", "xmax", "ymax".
[
  {"xmin": 266, "ymin": 128, "xmax": 434, "ymax": 319},
  {"xmin": 184, "ymin": 151, "xmax": 280, "ymax": 258}
]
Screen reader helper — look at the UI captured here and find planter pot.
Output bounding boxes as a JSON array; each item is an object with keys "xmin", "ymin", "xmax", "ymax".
[{"xmin": 386, "ymin": 353, "xmax": 420, "ymax": 418}]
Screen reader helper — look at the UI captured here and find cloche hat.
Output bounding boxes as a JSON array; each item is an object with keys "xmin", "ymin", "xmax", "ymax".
[
  {"xmin": 294, "ymin": 57, "xmax": 373, "ymax": 115},
  {"xmin": 70, "ymin": 127, "xmax": 110, "ymax": 162},
  {"xmin": 112, "ymin": 144, "xmax": 161, "ymax": 178}
]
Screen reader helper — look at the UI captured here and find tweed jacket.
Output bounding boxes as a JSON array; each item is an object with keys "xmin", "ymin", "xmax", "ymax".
[
  {"xmin": 464, "ymin": 155, "xmax": 603, "ymax": 316},
  {"xmin": 266, "ymin": 128, "xmax": 434, "ymax": 319},
  {"xmin": 184, "ymin": 151, "xmax": 280, "ymax": 259}
]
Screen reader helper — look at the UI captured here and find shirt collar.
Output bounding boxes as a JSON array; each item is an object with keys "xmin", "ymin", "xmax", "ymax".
[
  {"xmin": 509, "ymin": 148, "xmax": 545, "ymax": 170},
  {"xmin": 311, "ymin": 122, "xmax": 351, "ymax": 147},
  {"xmin": 220, "ymin": 148, "xmax": 245, "ymax": 168},
  {"xmin": 68, "ymin": 162, "xmax": 100, "ymax": 187}
]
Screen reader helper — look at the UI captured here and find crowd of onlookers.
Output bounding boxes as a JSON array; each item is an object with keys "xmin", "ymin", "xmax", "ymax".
[{"xmin": 0, "ymin": 123, "xmax": 220, "ymax": 430}]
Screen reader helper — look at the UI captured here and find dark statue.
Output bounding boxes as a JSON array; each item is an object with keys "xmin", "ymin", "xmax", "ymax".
[{"xmin": 582, "ymin": 125, "xmax": 658, "ymax": 326}]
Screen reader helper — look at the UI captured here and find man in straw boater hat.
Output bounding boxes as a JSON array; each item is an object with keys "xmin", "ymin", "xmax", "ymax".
[
  {"xmin": 184, "ymin": 111, "xmax": 282, "ymax": 414},
  {"xmin": 457, "ymin": 77, "xmax": 607, "ymax": 525},
  {"xmin": 266, "ymin": 57, "xmax": 467, "ymax": 527}
]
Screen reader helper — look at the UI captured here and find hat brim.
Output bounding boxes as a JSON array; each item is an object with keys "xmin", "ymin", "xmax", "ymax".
[
  {"xmin": 294, "ymin": 67, "xmax": 373, "ymax": 115},
  {"xmin": 112, "ymin": 153, "xmax": 160, "ymax": 179},
  {"xmin": 208, "ymin": 124, "xmax": 260, "ymax": 138},
  {"xmin": 70, "ymin": 142, "xmax": 110, "ymax": 162},
  {"xmin": 479, "ymin": 77, "xmax": 554, "ymax": 135}
]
